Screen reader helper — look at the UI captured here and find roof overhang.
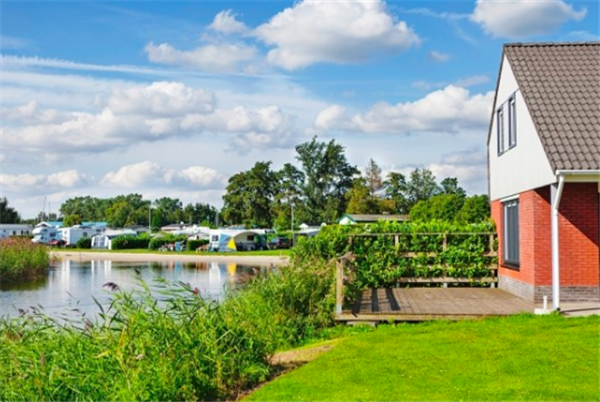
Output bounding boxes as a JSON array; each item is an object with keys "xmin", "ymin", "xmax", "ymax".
[{"xmin": 556, "ymin": 170, "xmax": 600, "ymax": 186}]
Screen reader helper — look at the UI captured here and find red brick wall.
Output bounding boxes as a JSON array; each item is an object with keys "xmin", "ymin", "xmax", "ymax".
[
  {"xmin": 558, "ymin": 183, "xmax": 599, "ymax": 286},
  {"xmin": 492, "ymin": 183, "xmax": 599, "ymax": 287}
]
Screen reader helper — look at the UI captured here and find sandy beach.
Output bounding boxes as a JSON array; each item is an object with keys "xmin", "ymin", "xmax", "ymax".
[{"xmin": 51, "ymin": 251, "xmax": 290, "ymax": 266}]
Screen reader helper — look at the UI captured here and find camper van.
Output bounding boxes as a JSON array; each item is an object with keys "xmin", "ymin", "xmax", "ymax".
[
  {"xmin": 208, "ymin": 229, "xmax": 267, "ymax": 252},
  {"xmin": 59, "ymin": 225, "xmax": 105, "ymax": 247}
]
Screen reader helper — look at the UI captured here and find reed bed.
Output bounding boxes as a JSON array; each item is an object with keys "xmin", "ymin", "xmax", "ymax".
[
  {"xmin": 0, "ymin": 238, "xmax": 50, "ymax": 282},
  {"xmin": 0, "ymin": 258, "xmax": 336, "ymax": 401}
]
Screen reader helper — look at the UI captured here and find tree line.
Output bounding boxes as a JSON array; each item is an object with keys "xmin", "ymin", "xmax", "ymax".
[
  {"xmin": 222, "ymin": 137, "xmax": 490, "ymax": 229},
  {"xmin": 1, "ymin": 137, "xmax": 489, "ymax": 229}
]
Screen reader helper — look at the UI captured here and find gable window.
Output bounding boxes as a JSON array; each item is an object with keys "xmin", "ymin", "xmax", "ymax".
[
  {"xmin": 497, "ymin": 107, "xmax": 504, "ymax": 154},
  {"xmin": 503, "ymin": 199, "xmax": 520, "ymax": 268},
  {"xmin": 508, "ymin": 95, "xmax": 517, "ymax": 148}
]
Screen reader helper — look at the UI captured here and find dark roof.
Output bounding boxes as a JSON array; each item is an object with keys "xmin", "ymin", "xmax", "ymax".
[{"xmin": 504, "ymin": 42, "xmax": 600, "ymax": 170}]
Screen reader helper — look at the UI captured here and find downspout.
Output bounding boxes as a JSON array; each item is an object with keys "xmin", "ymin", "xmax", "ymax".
[{"xmin": 551, "ymin": 175, "xmax": 565, "ymax": 311}]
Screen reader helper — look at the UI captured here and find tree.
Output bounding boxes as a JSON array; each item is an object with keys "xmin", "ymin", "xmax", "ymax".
[
  {"xmin": 455, "ymin": 195, "xmax": 491, "ymax": 223},
  {"xmin": 272, "ymin": 163, "xmax": 305, "ymax": 231},
  {"xmin": 0, "ymin": 198, "xmax": 21, "ymax": 223},
  {"xmin": 63, "ymin": 214, "xmax": 82, "ymax": 227},
  {"xmin": 346, "ymin": 178, "xmax": 381, "ymax": 214},
  {"xmin": 222, "ymin": 161, "xmax": 277, "ymax": 228},
  {"xmin": 409, "ymin": 194, "xmax": 465, "ymax": 222},
  {"xmin": 440, "ymin": 177, "xmax": 466, "ymax": 198},
  {"xmin": 295, "ymin": 137, "xmax": 359, "ymax": 223},
  {"xmin": 383, "ymin": 172, "xmax": 409, "ymax": 214},
  {"xmin": 365, "ymin": 159, "xmax": 383, "ymax": 197},
  {"xmin": 405, "ymin": 168, "xmax": 440, "ymax": 211}
]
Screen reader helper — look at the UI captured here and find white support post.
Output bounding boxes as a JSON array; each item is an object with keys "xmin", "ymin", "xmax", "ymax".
[{"xmin": 551, "ymin": 176, "xmax": 565, "ymax": 311}]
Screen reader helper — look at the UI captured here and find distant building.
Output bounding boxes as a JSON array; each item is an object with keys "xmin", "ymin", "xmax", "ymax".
[{"xmin": 0, "ymin": 224, "xmax": 33, "ymax": 239}]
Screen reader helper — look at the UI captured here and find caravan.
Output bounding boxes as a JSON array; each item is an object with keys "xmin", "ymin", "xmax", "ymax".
[{"xmin": 208, "ymin": 229, "xmax": 268, "ymax": 252}]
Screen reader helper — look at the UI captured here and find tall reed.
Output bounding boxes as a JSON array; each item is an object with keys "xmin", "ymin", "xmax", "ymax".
[
  {"xmin": 0, "ymin": 257, "xmax": 337, "ymax": 401},
  {"xmin": 0, "ymin": 238, "xmax": 50, "ymax": 282}
]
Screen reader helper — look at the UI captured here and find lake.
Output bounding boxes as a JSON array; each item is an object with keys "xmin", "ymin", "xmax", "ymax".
[{"xmin": 0, "ymin": 259, "xmax": 264, "ymax": 319}]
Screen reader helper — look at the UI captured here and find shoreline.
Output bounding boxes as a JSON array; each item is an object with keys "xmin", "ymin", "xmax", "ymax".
[{"xmin": 51, "ymin": 251, "xmax": 290, "ymax": 265}]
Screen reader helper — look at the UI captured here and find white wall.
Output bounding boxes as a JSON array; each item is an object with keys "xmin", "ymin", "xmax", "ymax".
[{"xmin": 488, "ymin": 56, "xmax": 556, "ymax": 201}]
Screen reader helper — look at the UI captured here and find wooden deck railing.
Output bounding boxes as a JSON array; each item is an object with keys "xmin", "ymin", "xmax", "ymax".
[{"xmin": 335, "ymin": 232, "xmax": 498, "ymax": 315}]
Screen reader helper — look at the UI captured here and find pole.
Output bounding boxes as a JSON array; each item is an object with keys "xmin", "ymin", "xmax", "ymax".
[
  {"xmin": 149, "ymin": 205, "xmax": 152, "ymax": 234},
  {"xmin": 291, "ymin": 203, "xmax": 294, "ymax": 245}
]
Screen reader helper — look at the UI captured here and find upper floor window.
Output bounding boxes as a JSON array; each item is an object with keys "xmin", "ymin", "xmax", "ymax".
[
  {"xmin": 497, "ymin": 107, "xmax": 504, "ymax": 154},
  {"xmin": 508, "ymin": 96, "xmax": 517, "ymax": 149},
  {"xmin": 497, "ymin": 92, "xmax": 517, "ymax": 155}
]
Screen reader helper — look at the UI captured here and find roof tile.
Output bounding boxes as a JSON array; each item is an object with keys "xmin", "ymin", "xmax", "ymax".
[{"xmin": 505, "ymin": 42, "xmax": 599, "ymax": 170}]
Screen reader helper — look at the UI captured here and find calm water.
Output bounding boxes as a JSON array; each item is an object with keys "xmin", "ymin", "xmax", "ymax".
[{"xmin": 0, "ymin": 259, "xmax": 262, "ymax": 318}]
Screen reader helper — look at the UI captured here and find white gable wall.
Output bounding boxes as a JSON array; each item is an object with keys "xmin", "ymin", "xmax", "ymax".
[{"xmin": 488, "ymin": 56, "xmax": 556, "ymax": 201}]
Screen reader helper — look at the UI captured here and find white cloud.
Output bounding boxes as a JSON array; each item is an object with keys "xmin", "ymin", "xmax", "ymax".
[
  {"xmin": 315, "ymin": 85, "xmax": 494, "ymax": 135},
  {"xmin": 209, "ymin": 10, "xmax": 248, "ymax": 34},
  {"xmin": 0, "ymin": 35, "xmax": 31, "ymax": 49},
  {"xmin": 0, "ymin": 170, "xmax": 91, "ymax": 193},
  {"xmin": 106, "ymin": 82, "xmax": 214, "ymax": 116},
  {"xmin": 254, "ymin": 0, "xmax": 420, "ymax": 70},
  {"xmin": 3, "ymin": 81, "xmax": 299, "ymax": 156},
  {"xmin": 453, "ymin": 75, "xmax": 490, "ymax": 88},
  {"xmin": 145, "ymin": 42, "xmax": 255, "ymax": 73},
  {"xmin": 428, "ymin": 147, "xmax": 487, "ymax": 194},
  {"xmin": 314, "ymin": 105, "xmax": 346, "ymax": 129},
  {"xmin": 101, "ymin": 161, "xmax": 226, "ymax": 189},
  {"xmin": 471, "ymin": 0, "xmax": 586, "ymax": 39},
  {"xmin": 429, "ymin": 50, "xmax": 450, "ymax": 63}
]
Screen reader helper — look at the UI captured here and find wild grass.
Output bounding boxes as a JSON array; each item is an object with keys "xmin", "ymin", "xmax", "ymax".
[
  {"xmin": 0, "ymin": 257, "xmax": 336, "ymax": 401},
  {"xmin": 244, "ymin": 314, "xmax": 600, "ymax": 402},
  {"xmin": 0, "ymin": 237, "xmax": 50, "ymax": 282}
]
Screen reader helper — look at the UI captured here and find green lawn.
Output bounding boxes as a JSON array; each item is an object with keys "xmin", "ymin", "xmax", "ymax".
[{"xmin": 245, "ymin": 314, "xmax": 600, "ymax": 401}]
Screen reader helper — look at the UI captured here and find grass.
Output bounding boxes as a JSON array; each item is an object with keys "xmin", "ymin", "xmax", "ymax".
[
  {"xmin": 244, "ymin": 314, "xmax": 600, "ymax": 402},
  {"xmin": 0, "ymin": 238, "xmax": 50, "ymax": 282},
  {"xmin": 52, "ymin": 248, "xmax": 292, "ymax": 257},
  {"xmin": 0, "ymin": 257, "xmax": 334, "ymax": 401}
]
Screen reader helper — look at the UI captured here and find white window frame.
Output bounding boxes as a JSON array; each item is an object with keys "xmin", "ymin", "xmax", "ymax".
[
  {"xmin": 497, "ymin": 107, "xmax": 504, "ymax": 155},
  {"xmin": 508, "ymin": 95, "xmax": 517, "ymax": 149}
]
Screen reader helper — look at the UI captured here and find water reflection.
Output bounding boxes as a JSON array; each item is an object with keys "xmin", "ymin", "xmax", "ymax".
[{"xmin": 0, "ymin": 259, "xmax": 262, "ymax": 318}]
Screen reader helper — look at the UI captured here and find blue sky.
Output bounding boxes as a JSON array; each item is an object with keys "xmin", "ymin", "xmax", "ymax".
[{"xmin": 1, "ymin": 0, "xmax": 598, "ymax": 218}]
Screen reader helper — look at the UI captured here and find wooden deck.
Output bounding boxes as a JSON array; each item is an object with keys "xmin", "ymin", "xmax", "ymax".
[{"xmin": 335, "ymin": 288, "xmax": 535, "ymax": 322}]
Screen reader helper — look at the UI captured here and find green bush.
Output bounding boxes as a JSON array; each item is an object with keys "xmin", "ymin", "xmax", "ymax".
[
  {"xmin": 111, "ymin": 235, "xmax": 151, "ymax": 250},
  {"xmin": 76, "ymin": 237, "xmax": 92, "ymax": 249},
  {"xmin": 0, "ymin": 238, "xmax": 49, "ymax": 281},
  {"xmin": 292, "ymin": 220, "xmax": 497, "ymax": 292},
  {"xmin": 148, "ymin": 234, "xmax": 187, "ymax": 250},
  {"xmin": 186, "ymin": 239, "xmax": 209, "ymax": 251}
]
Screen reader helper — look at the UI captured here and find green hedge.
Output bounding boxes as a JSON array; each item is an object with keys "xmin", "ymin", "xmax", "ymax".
[
  {"xmin": 186, "ymin": 239, "xmax": 209, "ymax": 251},
  {"xmin": 148, "ymin": 234, "xmax": 188, "ymax": 250},
  {"xmin": 76, "ymin": 237, "xmax": 92, "ymax": 249},
  {"xmin": 292, "ymin": 220, "xmax": 497, "ymax": 291},
  {"xmin": 111, "ymin": 235, "xmax": 151, "ymax": 250}
]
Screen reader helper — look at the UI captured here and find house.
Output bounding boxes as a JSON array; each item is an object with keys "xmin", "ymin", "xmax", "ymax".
[
  {"xmin": 487, "ymin": 42, "xmax": 599, "ymax": 309},
  {"xmin": 338, "ymin": 214, "xmax": 409, "ymax": 225},
  {"xmin": 0, "ymin": 224, "xmax": 33, "ymax": 239}
]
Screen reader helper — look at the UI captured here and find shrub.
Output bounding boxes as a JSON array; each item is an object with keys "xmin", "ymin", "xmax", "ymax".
[
  {"xmin": 76, "ymin": 237, "xmax": 92, "ymax": 249},
  {"xmin": 148, "ymin": 234, "xmax": 187, "ymax": 250},
  {"xmin": 292, "ymin": 220, "xmax": 497, "ymax": 292},
  {"xmin": 0, "ymin": 237, "xmax": 49, "ymax": 281},
  {"xmin": 111, "ymin": 235, "xmax": 151, "ymax": 250},
  {"xmin": 187, "ymin": 239, "xmax": 209, "ymax": 251}
]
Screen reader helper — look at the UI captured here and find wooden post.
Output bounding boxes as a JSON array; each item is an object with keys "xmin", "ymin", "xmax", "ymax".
[
  {"xmin": 394, "ymin": 235, "xmax": 398, "ymax": 247},
  {"xmin": 336, "ymin": 260, "xmax": 344, "ymax": 315},
  {"xmin": 442, "ymin": 234, "xmax": 447, "ymax": 251},
  {"xmin": 489, "ymin": 233, "xmax": 494, "ymax": 253}
]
